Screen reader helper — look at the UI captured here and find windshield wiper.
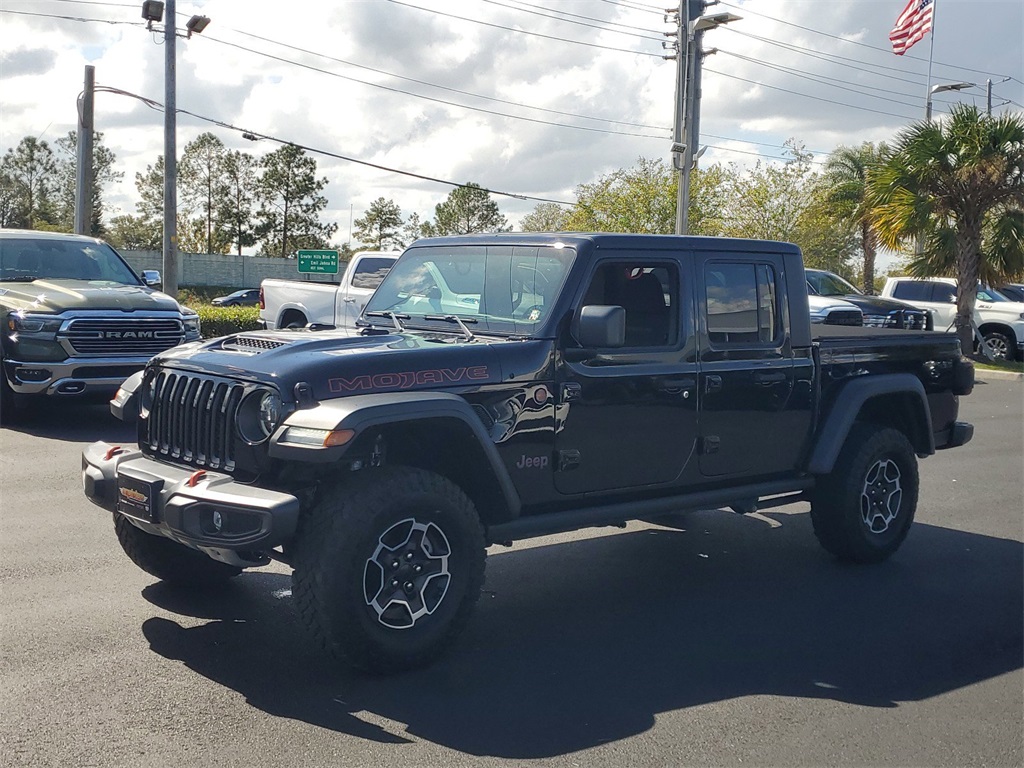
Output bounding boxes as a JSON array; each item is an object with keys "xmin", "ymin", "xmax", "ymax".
[
  {"xmin": 364, "ymin": 310, "xmax": 409, "ymax": 331},
  {"xmin": 424, "ymin": 314, "xmax": 478, "ymax": 341}
]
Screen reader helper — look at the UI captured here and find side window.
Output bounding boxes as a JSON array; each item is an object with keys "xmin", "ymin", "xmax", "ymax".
[
  {"xmin": 350, "ymin": 257, "xmax": 395, "ymax": 290},
  {"xmin": 581, "ymin": 262, "xmax": 678, "ymax": 347},
  {"xmin": 892, "ymin": 281, "xmax": 934, "ymax": 302},
  {"xmin": 706, "ymin": 262, "xmax": 778, "ymax": 345},
  {"xmin": 932, "ymin": 282, "xmax": 956, "ymax": 303}
]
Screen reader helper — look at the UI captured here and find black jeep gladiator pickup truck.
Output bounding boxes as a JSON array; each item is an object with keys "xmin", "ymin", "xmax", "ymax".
[{"xmin": 82, "ymin": 234, "xmax": 975, "ymax": 673}]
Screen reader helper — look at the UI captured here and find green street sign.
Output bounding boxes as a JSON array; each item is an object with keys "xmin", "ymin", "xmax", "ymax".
[{"xmin": 297, "ymin": 249, "xmax": 339, "ymax": 274}]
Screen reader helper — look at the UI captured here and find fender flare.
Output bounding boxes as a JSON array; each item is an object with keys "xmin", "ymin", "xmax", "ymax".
[
  {"xmin": 270, "ymin": 391, "xmax": 521, "ymax": 518},
  {"xmin": 807, "ymin": 373, "xmax": 934, "ymax": 475}
]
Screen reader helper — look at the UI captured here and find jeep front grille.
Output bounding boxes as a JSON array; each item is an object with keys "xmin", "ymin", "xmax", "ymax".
[
  {"xmin": 61, "ymin": 318, "xmax": 184, "ymax": 356},
  {"xmin": 147, "ymin": 371, "xmax": 243, "ymax": 470}
]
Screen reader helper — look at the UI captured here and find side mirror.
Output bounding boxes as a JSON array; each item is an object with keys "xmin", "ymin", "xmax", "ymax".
[
  {"xmin": 578, "ymin": 305, "xmax": 625, "ymax": 348},
  {"xmin": 141, "ymin": 269, "xmax": 162, "ymax": 288}
]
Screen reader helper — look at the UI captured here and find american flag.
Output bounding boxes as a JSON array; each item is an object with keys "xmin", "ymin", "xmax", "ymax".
[{"xmin": 889, "ymin": 0, "xmax": 934, "ymax": 55}]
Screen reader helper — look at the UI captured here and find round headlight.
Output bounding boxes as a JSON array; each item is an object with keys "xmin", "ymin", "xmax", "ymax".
[
  {"xmin": 237, "ymin": 389, "xmax": 282, "ymax": 444},
  {"xmin": 259, "ymin": 391, "xmax": 281, "ymax": 436}
]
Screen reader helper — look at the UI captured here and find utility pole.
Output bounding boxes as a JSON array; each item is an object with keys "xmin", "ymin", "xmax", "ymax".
[
  {"xmin": 669, "ymin": 1, "xmax": 738, "ymax": 234},
  {"xmin": 987, "ymin": 79, "xmax": 992, "ymax": 115},
  {"xmin": 164, "ymin": 0, "xmax": 178, "ymax": 297},
  {"xmin": 74, "ymin": 65, "xmax": 95, "ymax": 236}
]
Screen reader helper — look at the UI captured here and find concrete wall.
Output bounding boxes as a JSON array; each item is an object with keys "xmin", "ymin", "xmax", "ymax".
[{"xmin": 121, "ymin": 251, "xmax": 341, "ymax": 288}]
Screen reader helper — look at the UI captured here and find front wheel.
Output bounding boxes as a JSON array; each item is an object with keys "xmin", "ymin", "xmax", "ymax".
[
  {"xmin": 810, "ymin": 424, "xmax": 919, "ymax": 563},
  {"xmin": 114, "ymin": 514, "xmax": 242, "ymax": 586},
  {"xmin": 293, "ymin": 467, "xmax": 486, "ymax": 674}
]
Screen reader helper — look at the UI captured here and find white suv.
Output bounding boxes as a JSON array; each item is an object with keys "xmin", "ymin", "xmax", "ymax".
[{"xmin": 881, "ymin": 276, "xmax": 1024, "ymax": 360}]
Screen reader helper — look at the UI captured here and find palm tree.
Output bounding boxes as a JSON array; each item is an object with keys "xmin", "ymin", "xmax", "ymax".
[
  {"xmin": 825, "ymin": 142, "xmax": 885, "ymax": 293},
  {"xmin": 868, "ymin": 105, "xmax": 1024, "ymax": 354}
]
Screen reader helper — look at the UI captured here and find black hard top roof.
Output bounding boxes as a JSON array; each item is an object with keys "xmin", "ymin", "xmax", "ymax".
[{"xmin": 411, "ymin": 232, "xmax": 801, "ymax": 255}]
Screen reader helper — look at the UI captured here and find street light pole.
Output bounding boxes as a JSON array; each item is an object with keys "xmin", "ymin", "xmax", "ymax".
[
  {"xmin": 163, "ymin": 0, "xmax": 178, "ymax": 297},
  {"xmin": 925, "ymin": 81, "xmax": 973, "ymax": 122},
  {"xmin": 672, "ymin": 7, "xmax": 740, "ymax": 235}
]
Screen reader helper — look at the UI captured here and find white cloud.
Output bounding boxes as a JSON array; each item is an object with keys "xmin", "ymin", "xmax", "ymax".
[{"xmin": 0, "ymin": 0, "xmax": 1020, "ymax": 237}]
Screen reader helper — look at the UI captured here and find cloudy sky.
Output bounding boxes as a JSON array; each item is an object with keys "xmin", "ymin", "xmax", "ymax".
[{"xmin": 1, "ymin": 0, "xmax": 1021, "ymax": 246}]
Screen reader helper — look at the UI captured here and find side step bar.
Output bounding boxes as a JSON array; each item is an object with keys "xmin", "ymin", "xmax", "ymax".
[{"xmin": 485, "ymin": 478, "xmax": 814, "ymax": 545}]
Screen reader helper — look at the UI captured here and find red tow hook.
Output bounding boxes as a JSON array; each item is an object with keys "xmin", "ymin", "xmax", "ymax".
[
  {"xmin": 104, "ymin": 445, "xmax": 124, "ymax": 461},
  {"xmin": 186, "ymin": 470, "xmax": 207, "ymax": 488}
]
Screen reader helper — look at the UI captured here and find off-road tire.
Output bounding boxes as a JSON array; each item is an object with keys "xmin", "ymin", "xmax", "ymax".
[
  {"xmin": 114, "ymin": 513, "xmax": 242, "ymax": 586},
  {"xmin": 293, "ymin": 466, "xmax": 486, "ymax": 675},
  {"xmin": 810, "ymin": 424, "xmax": 919, "ymax": 563}
]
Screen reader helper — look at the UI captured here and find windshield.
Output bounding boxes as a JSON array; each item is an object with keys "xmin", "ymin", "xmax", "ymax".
[
  {"xmin": 0, "ymin": 237, "xmax": 141, "ymax": 284},
  {"xmin": 978, "ymin": 287, "xmax": 1010, "ymax": 302},
  {"xmin": 806, "ymin": 270, "xmax": 861, "ymax": 296},
  {"xmin": 364, "ymin": 244, "xmax": 575, "ymax": 335}
]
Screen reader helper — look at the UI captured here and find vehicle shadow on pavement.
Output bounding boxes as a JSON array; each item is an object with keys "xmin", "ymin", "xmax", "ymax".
[
  {"xmin": 139, "ymin": 511, "xmax": 1023, "ymax": 759},
  {"xmin": 3, "ymin": 398, "xmax": 133, "ymax": 443}
]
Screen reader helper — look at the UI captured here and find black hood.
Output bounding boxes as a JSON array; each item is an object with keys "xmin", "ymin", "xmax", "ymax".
[{"xmin": 152, "ymin": 327, "xmax": 509, "ymax": 402}]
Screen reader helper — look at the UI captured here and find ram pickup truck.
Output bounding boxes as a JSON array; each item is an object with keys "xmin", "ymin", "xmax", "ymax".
[
  {"xmin": 82, "ymin": 233, "xmax": 974, "ymax": 674},
  {"xmin": 259, "ymin": 251, "xmax": 398, "ymax": 330},
  {"xmin": 882, "ymin": 276, "xmax": 1024, "ymax": 361},
  {"xmin": 1, "ymin": 229, "xmax": 201, "ymax": 424}
]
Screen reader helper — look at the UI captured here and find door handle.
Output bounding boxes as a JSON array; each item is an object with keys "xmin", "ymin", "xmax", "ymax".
[
  {"xmin": 657, "ymin": 377, "xmax": 696, "ymax": 391},
  {"xmin": 343, "ymin": 297, "xmax": 356, "ymax": 303},
  {"xmin": 754, "ymin": 371, "xmax": 787, "ymax": 385},
  {"xmin": 704, "ymin": 375, "xmax": 722, "ymax": 394}
]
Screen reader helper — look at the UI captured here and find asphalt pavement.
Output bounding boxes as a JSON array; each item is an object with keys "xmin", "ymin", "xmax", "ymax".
[{"xmin": 1, "ymin": 381, "xmax": 1021, "ymax": 767}]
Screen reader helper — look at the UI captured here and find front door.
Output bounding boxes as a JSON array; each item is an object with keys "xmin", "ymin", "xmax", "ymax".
[{"xmin": 554, "ymin": 257, "xmax": 699, "ymax": 495}]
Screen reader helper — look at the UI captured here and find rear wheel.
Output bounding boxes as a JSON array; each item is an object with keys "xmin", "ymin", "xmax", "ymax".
[
  {"xmin": 114, "ymin": 514, "xmax": 242, "ymax": 586},
  {"xmin": 293, "ymin": 467, "xmax": 486, "ymax": 674},
  {"xmin": 982, "ymin": 330, "xmax": 1015, "ymax": 361},
  {"xmin": 810, "ymin": 424, "xmax": 919, "ymax": 563},
  {"xmin": 281, "ymin": 310, "xmax": 308, "ymax": 330}
]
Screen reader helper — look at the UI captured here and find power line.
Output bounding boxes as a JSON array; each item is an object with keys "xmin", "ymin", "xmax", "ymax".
[
  {"xmin": 200, "ymin": 34, "xmax": 667, "ymax": 140},
  {"xmin": 596, "ymin": 0, "xmax": 664, "ymax": 16},
  {"xmin": 723, "ymin": 28, "xmax": 931, "ymax": 86},
  {"xmin": 96, "ymin": 85, "xmax": 578, "ymax": 206},
  {"xmin": 383, "ymin": 0, "xmax": 664, "ymax": 58},
  {"xmin": 474, "ymin": 0, "xmax": 665, "ymax": 40},
  {"xmin": 219, "ymin": 27, "xmax": 666, "ymax": 131},
  {"xmin": 0, "ymin": 8, "xmax": 139, "ymax": 25},
  {"xmin": 704, "ymin": 68, "xmax": 919, "ymax": 122},
  {"xmin": 718, "ymin": 50, "xmax": 925, "ymax": 109}
]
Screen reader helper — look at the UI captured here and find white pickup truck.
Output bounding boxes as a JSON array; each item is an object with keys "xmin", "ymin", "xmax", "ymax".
[
  {"xmin": 259, "ymin": 251, "xmax": 398, "ymax": 330},
  {"xmin": 882, "ymin": 276, "xmax": 1024, "ymax": 360}
]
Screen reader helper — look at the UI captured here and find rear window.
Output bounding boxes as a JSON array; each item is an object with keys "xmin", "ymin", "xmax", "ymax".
[
  {"xmin": 891, "ymin": 281, "xmax": 934, "ymax": 302},
  {"xmin": 350, "ymin": 257, "xmax": 395, "ymax": 290}
]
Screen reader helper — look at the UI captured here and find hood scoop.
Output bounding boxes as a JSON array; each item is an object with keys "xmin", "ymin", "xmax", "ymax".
[{"xmin": 218, "ymin": 335, "xmax": 289, "ymax": 354}]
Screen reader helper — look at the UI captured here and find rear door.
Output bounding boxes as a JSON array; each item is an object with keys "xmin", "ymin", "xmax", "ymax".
[
  {"xmin": 338, "ymin": 255, "xmax": 396, "ymax": 327},
  {"xmin": 697, "ymin": 254, "xmax": 812, "ymax": 478}
]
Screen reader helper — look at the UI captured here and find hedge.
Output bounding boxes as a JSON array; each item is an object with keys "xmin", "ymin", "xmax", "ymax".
[{"xmin": 193, "ymin": 305, "xmax": 262, "ymax": 339}]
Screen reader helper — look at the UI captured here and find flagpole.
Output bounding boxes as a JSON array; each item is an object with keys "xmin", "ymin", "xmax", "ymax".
[{"xmin": 924, "ymin": 0, "xmax": 937, "ymax": 121}]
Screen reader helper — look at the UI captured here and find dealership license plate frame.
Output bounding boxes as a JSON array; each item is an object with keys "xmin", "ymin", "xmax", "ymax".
[{"xmin": 116, "ymin": 468, "xmax": 164, "ymax": 523}]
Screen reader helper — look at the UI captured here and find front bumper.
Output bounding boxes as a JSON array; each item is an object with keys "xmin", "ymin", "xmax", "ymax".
[
  {"xmin": 82, "ymin": 441, "xmax": 300, "ymax": 563},
  {"xmin": 4, "ymin": 355, "xmax": 152, "ymax": 396},
  {"xmin": 935, "ymin": 421, "xmax": 975, "ymax": 450}
]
